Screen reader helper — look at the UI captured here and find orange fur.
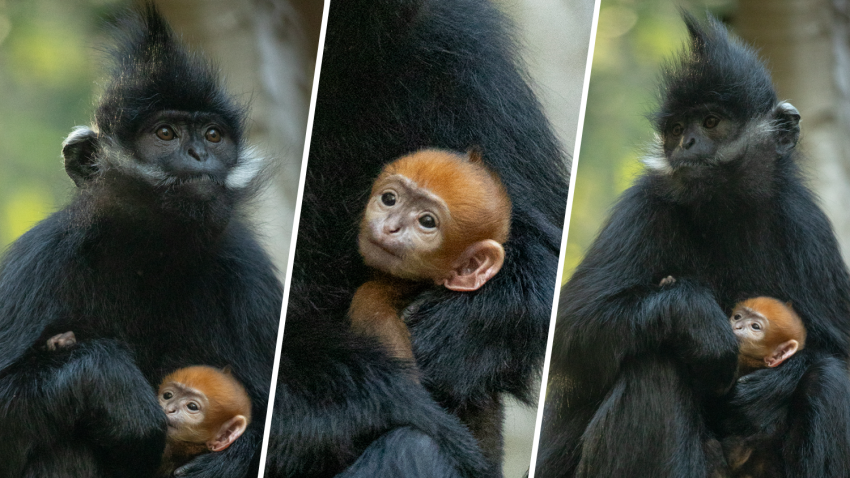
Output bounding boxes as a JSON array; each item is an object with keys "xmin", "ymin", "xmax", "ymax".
[
  {"xmin": 734, "ymin": 297, "xmax": 806, "ymax": 372},
  {"xmin": 737, "ymin": 297, "xmax": 806, "ymax": 348},
  {"xmin": 374, "ymin": 148, "xmax": 511, "ymax": 271},
  {"xmin": 159, "ymin": 365, "xmax": 251, "ymax": 437},
  {"xmin": 351, "ymin": 148, "xmax": 511, "ymax": 362}
]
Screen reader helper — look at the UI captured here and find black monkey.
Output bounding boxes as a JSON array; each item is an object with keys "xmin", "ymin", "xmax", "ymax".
[
  {"xmin": 265, "ymin": 0, "xmax": 569, "ymax": 476},
  {"xmin": 537, "ymin": 14, "xmax": 850, "ymax": 478},
  {"xmin": 0, "ymin": 6, "xmax": 280, "ymax": 478}
]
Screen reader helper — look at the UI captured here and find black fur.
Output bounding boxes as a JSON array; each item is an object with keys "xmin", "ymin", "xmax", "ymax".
[
  {"xmin": 0, "ymin": 6, "xmax": 280, "ymax": 477},
  {"xmin": 537, "ymin": 14, "xmax": 850, "ymax": 478},
  {"xmin": 266, "ymin": 0, "xmax": 569, "ymax": 476}
]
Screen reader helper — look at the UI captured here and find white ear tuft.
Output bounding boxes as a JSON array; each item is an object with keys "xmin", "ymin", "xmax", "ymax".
[
  {"xmin": 62, "ymin": 125, "xmax": 98, "ymax": 149},
  {"xmin": 226, "ymin": 146, "xmax": 265, "ymax": 190}
]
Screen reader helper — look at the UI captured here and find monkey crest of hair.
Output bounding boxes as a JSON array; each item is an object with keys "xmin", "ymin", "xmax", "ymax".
[
  {"xmin": 162, "ymin": 366, "xmax": 252, "ymax": 425},
  {"xmin": 379, "ymin": 149, "xmax": 512, "ymax": 256},
  {"xmin": 654, "ymin": 13, "xmax": 776, "ymax": 128},
  {"xmin": 96, "ymin": 5, "xmax": 245, "ymax": 144}
]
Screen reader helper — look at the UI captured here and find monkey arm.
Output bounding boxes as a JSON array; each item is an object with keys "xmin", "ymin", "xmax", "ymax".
[
  {"xmin": 266, "ymin": 294, "xmax": 488, "ymax": 478},
  {"xmin": 349, "ymin": 278, "xmax": 418, "ymax": 361},
  {"xmin": 550, "ymin": 192, "xmax": 738, "ymax": 401},
  {"xmin": 0, "ymin": 339, "xmax": 166, "ymax": 478}
]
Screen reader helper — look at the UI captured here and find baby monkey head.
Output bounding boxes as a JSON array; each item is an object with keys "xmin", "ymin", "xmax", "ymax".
[
  {"xmin": 359, "ymin": 148, "xmax": 511, "ymax": 291},
  {"xmin": 158, "ymin": 365, "xmax": 251, "ymax": 453},
  {"xmin": 730, "ymin": 297, "xmax": 806, "ymax": 374}
]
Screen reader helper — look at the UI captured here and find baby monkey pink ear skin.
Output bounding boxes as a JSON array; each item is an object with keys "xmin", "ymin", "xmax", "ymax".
[
  {"xmin": 765, "ymin": 339, "xmax": 800, "ymax": 368},
  {"xmin": 442, "ymin": 239, "xmax": 505, "ymax": 292},
  {"xmin": 206, "ymin": 415, "xmax": 248, "ymax": 452}
]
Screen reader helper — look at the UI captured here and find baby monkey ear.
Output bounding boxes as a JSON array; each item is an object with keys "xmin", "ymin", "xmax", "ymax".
[
  {"xmin": 207, "ymin": 415, "xmax": 248, "ymax": 452},
  {"xmin": 765, "ymin": 339, "xmax": 800, "ymax": 368},
  {"xmin": 442, "ymin": 239, "xmax": 505, "ymax": 292}
]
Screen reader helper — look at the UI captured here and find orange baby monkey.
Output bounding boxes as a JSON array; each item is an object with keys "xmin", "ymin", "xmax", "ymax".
[
  {"xmin": 350, "ymin": 148, "xmax": 511, "ymax": 361},
  {"xmin": 157, "ymin": 366, "xmax": 252, "ymax": 476},
  {"xmin": 730, "ymin": 296, "xmax": 806, "ymax": 376}
]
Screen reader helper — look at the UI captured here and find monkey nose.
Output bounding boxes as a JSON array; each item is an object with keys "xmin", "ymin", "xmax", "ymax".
[
  {"xmin": 382, "ymin": 222, "xmax": 402, "ymax": 234},
  {"xmin": 187, "ymin": 147, "xmax": 205, "ymax": 162},
  {"xmin": 683, "ymin": 137, "xmax": 696, "ymax": 150}
]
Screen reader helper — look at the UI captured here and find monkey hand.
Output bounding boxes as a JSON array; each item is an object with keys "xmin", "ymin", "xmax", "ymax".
[
  {"xmin": 658, "ymin": 275, "xmax": 676, "ymax": 287},
  {"xmin": 45, "ymin": 331, "xmax": 76, "ymax": 351}
]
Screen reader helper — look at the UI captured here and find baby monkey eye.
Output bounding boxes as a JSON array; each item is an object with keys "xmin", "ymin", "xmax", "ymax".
[
  {"xmin": 205, "ymin": 128, "xmax": 222, "ymax": 143},
  {"xmin": 751, "ymin": 323, "xmax": 761, "ymax": 330},
  {"xmin": 671, "ymin": 124, "xmax": 684, "ymax": 136},
  {"xmin": 381, "ymin": 192, "xmax": 397, "ymax": 206},
  {"xmin": 419, "ymin": 214, "xmax": 437, "ymax": 229},
  {"xmin": 187, "ymin": 402, "xmax": 199, "ymax": 411},
  {"xmin": 156, "ymin": 126, "xmax": 176, "ymax": 141},
  {"xmin": 163, "ymin": 391, "xmax": 173, "ymax": 400},
  {"xmin": 703, "ymin": 115, "xmax": 719, "ymax": 129},
  {"xmin": 733, "ymin": 314, "xmax": 742, "ymax": 320}
]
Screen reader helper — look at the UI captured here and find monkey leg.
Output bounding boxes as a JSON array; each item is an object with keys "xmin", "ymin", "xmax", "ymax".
[
  {"xmin": 349, "ymin": 280, "xmax": 415, "ymax": 361},
  {"xmin": 336, "ymin": 427, "xmax": 472, "ymax": 478},
  {"xmin": 576, "ymin": 355, "xmax": 721, "ymax": 478},
  {"xmin": 784, "ymin": 355, "xmax": 850, "ymax": 477},
  {"xmin": 0, "ymin": 339, "xmax": 165, "ymax": 478}
]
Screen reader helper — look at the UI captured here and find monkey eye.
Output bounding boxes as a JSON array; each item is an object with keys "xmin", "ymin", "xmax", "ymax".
[
  {"xmin": 381, "ymin": 192, "xmax": 397, "ymax": 206},
  {"xmin": 187, "ymin": 402, "xmax": 200, "ymax": 411},
  {"xmin": 751, "ymin": 323, "xmax": 761, "ymax": 330},
  {"xmin": 733, "ymin": 314, "xmax": 742, "ymax": 321},
  {"xmin": 205, "ymin": 128, "xmax": 222, "ymax": 143},
  {"xmin": 155, "ymin": 126, "xmax": 176, "ymax": 141},
  {"xmin": 163, "ymin": 391, "xmax": 173, "ymax": 400},
  {"xmin": 703, "ymin": 115, "xmax": 719, "ymax": 129},
  {"xmin": 670, "ymin": 124, "xmax": 684, "ymax": 136},
  {"xmin": 418, "ymin": 214, "xmax": 437, "ymax": 229}
]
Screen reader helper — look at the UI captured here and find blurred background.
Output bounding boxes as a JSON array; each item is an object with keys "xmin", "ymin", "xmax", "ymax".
[
  {"xmin": 563, "ymin": 0, "xmax": 850, "ymax": 285},
  {"xmin": 495, "ymin": 0, "xmax": 595, "ymax": 475}
]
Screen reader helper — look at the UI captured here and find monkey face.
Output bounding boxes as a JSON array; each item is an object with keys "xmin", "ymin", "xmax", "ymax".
[
  {"xmin": 662, "ymin": 106, "xmax": 740, "ymax": 169},
  {"xmin": 730, "ymin": 307, "xmax": 768, "ymax": 353},
  {"xmin": 159, "ymin": 381, "xmax": 211, "ymax": 441},
  {"xmin": 133, "ymin": 111, "xmax": 238, "ymax": 199},
  {"xmin": 359, "ymin": 174, "xmax": 450, "ymax": 280}
]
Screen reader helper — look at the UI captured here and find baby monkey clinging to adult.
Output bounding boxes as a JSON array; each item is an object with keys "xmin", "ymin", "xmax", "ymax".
[
  {"xmin": 157, "ymin": 366, "xmax": 252, "ymax": 476},
  {"xmin": 350, "ymin": 148, "xmax": 512, "ymax": 361},
  {"xmin": 729, "ymin": 296, "xmax": 806, "ymax": 376}
]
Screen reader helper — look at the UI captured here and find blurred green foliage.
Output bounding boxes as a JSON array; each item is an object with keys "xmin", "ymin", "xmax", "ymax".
[
  {"xmin": 562, "ymin": 0, "xmax": 735, "ymax": 284},
  {"xmin": 0, "ymin": 0, "xmax": 122, "ymax": 250}
]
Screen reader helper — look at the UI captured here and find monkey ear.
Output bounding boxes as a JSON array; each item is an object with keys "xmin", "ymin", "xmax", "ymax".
[
  {"xmin": 62, "ymin": 126, "xmax": 99, "ymax": 187},
  {"xmin": 442, "ymin": 239, "xmax": 505, "ymax": 292},
  {"xmin": 206, "ymin": 415, "xmax": 248, "ymax": 452},
  {"xmin": 773, "ymin": 102, "xmax": 800, "ymax": 154},
  {"xmin": 765, "ymin": 339, "xmax": 799, "ymax": 368}
]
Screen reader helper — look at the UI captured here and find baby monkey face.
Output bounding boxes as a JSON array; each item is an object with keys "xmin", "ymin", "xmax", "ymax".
[
  {"xmin": 730, "ymin": 307, "xmax": 768, "ymax": 347},
  {"xmin": 159, "ymin": 381, "xmax": 210, "ymax": 440},
  {"xmin": 359, "ymin": 174, "xmax": 451, "ymax": 280}
]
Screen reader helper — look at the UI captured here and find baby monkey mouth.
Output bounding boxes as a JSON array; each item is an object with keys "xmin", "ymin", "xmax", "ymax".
[{"xmin": 367, "ymin": 238, "xmax": 405, "ymax": 259}]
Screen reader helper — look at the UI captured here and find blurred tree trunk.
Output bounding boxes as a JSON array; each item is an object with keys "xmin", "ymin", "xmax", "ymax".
[
  {"xmin": 155, "ymin": 0, "xmax": 323, "ymax": 277},
  {"xmin": 734, "ymin": 0, "xmax": 850, "ymax": 265}
]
